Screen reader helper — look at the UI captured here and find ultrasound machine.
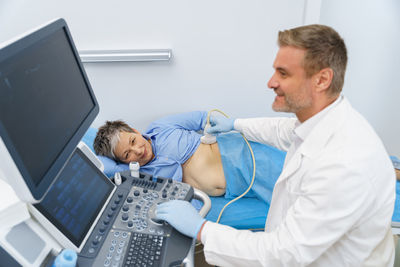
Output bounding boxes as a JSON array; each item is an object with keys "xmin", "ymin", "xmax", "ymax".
[{"xmin": 0, "ymin": 19, "xmax": 210, "ymax": 267}]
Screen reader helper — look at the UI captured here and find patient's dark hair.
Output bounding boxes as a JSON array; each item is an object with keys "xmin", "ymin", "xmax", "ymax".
[{"xmin": 93, "ymin": 120, "xmax": 134, "ymax": 159}]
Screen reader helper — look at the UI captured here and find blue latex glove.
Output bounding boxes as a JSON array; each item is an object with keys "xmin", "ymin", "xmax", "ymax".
[
  {"xmin": 155, "ymin": 200, "xmax": 206, "ymax": 239},
  {"xmin": 206, "ymin": 115, "xmax": 235, "ymax": 134},
  {"xmin": 391, "ymin": 155, "xmax": 400, "ymax": 169}
]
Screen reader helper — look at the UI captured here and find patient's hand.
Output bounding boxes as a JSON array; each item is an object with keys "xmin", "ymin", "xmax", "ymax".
[{"xmin": 396, "ymin": 169, "xmax": 400, "ymax": 181}]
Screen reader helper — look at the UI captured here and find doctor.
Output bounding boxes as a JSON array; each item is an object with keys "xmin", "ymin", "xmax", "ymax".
[{"xmin": 155, "ymin": 24, "xmax": 396, "ymax": 266}]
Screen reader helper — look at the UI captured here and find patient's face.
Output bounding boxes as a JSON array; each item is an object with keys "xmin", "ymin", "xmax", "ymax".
[{"xmin": 113, "ymin": 130, "xmax": 154, "ymax": 166}]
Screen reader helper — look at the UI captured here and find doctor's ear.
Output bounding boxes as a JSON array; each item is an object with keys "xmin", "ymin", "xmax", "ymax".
[{"xmin": 314, "ymin": 68, "xmax": 333, "ymax": 93}]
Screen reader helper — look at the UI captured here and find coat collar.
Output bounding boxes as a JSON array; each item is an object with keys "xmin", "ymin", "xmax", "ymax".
[
  {"xmin": 277, "ymin": 96, "xmax": 349, "ymax": 182},
  {"xmin": 299, "ymin": 95, "xmax": 347, "ymax": 158}
]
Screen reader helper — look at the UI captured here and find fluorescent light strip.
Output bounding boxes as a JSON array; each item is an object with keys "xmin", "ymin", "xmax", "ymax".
[{"xmin": 79, "ymin": 49, "xmax": 172, "ymax": 63}]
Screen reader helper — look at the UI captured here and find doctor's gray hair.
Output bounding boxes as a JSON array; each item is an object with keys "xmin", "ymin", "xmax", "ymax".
[
  {"xmin": 93, "ymin": 120, "xmax": 134, "ymax": 160},
  {"xmin": 278, "ymin": 24, "xmax": 347, "ymax": 96}
]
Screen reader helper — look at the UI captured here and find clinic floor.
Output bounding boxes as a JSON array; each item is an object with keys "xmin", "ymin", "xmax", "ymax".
[
  {"xmin": 395, "ymin": 236, "xmax": 400, "ymax": 267},
  {"xmin": 195, "ymin": 237, "xmax": 400, "ymax": 266},
  {"xmin": 194, "ymin": 243, "xmax": 213, "ymax": 267}
]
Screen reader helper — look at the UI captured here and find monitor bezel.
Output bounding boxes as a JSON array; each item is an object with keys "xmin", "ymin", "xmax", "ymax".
[{"xmin": 0, "ymin": 18, "xmax": 99, "ymax": 203}]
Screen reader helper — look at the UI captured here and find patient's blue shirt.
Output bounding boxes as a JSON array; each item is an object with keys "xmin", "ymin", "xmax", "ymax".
[{"xmin": 139, "ymin": 111, "xmax": 207, "ymax": 181}]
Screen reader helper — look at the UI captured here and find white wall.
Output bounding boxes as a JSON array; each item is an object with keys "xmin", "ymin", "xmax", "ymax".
[
  {"xmin": 0, "ymin": 0, "xmax": 305, "ymax": 133},
  {"xmin": 319, "ymin": 0, "xmax": 400, "ymax": 156},
  {"xmin": 2, "ymin": 1, "xmax": 397, "ymax": 156}
]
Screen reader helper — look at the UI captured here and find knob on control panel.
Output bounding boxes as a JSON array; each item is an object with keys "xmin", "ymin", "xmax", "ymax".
[
  {"xmin": 121, "ymin": 214, "xmax": 129, "ymax": 221},
  {"xmin": 148, "ymin": 205, "xmax": 164, "ymax": 225},
  {"xmin": 122, "ymin": 205, "xmax": 129, "ymax": 212}
]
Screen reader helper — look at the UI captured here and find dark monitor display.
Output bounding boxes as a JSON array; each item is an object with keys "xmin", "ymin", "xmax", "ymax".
[
  {"xmin": 0, "ymin": 19, "xmax": 99, "ymax": 201},
  {"xmin": 34, "ymin": 148, "xmax": 114, "ymax": 247}
]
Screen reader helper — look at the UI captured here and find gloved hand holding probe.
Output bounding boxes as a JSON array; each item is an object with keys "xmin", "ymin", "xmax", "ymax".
[
  {"xmin": 206, "ymin": 115, "xmax": 235, "ymax": 134},
  {"xmin": 155, "ymin": 200, "xmax": 206, "ymax": 239}
]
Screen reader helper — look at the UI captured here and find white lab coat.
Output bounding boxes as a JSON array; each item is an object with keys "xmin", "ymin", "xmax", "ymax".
[{"xmin": 201, "ymin": 97, "xmax": 395, "ymax": 266}]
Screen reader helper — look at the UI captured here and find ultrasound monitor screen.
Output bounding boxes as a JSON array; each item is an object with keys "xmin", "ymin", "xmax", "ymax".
[
  {"xmin": 34, "ymin": 149, "xmax": 114, "ymax": 247},
  {"xmin": 0, "ymin": 19, "xmax": 98, "ymax": 200}
]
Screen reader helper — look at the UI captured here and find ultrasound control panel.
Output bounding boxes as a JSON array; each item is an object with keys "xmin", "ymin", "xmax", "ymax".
[{"xmin": 77, "ymin": 171, "xmax": 194, "ymax": 267}]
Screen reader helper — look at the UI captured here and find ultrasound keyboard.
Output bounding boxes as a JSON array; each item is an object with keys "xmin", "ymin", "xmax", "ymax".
[
  {"xmin": 124, "ymin": 232, "xmax": 164, "ymax": 266},
  {"xmin": 77, "ymin": 171, "xmax": 195, "ymax": 267}
]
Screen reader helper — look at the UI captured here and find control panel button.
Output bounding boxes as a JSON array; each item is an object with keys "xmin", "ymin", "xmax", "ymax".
[
  {"xmin": 122, "ymin": 205, "xmax": 129, "ymax": 212},
  {"xmin": 121, "ymin": 214, "xmax": 129, "ymax": 221}
]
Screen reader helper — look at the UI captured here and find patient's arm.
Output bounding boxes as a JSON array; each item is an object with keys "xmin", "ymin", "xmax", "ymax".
[
  {"xmin": 146, "ymin": 111, "xmax": 208, "ymax": 132},
  {"xmin": 396, "ymin": 169, "xmax": 400, "ymax": 181}
]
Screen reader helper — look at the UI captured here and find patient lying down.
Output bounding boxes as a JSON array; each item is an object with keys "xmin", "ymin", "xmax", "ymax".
[
  {"xmin": 93, "ymin": 111, "xmax": 285, "ymax": 203},
  {"xmin": 94, "ymin": 111, "xmax": 225, "ymax": 196}
]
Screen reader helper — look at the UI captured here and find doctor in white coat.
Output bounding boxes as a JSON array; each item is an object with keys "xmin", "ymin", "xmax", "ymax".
[{"xmin": 155, "ymin": 24, "xmax": 396, "ymax": 266}]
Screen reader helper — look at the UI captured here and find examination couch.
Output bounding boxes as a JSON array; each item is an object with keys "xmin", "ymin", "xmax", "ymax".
[{"xmin": 82, "ymin": 128, "xmax": 400, "ymax": 232}]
